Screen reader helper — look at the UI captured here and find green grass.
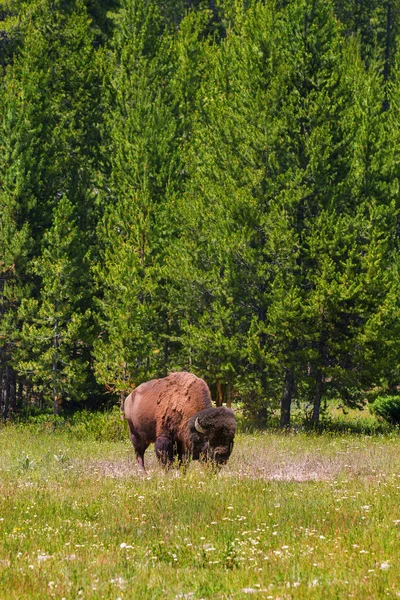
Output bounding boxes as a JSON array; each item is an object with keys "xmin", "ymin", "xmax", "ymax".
[{"xmin": 0, "ymin": 425, "xmax": 400, "ymax": 599}]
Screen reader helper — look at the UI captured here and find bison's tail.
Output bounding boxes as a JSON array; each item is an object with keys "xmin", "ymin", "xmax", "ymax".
[{"xmin": 120, "ymin": 387, "xmax": 135, "ymax": 420}]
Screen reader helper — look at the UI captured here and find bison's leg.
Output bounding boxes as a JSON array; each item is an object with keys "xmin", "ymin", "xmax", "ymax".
[
  {"xmin": 155, "ymin": 436, "xmax": 174, "ymax": 467},
  {"xmin": 172, "ymin": 441, "xmax": 190, "ymax": 472},
  {"xmin": 128, "ymin": 423, "xmax": 148, "ymax": 471},
  {"xmin": 176, "ymin": 443, "xmax": 188, "ymax": 467}
]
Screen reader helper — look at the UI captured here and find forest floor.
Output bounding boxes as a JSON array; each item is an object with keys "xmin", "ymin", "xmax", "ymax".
[{"xmin": 0, "ymin": 424, "xmax": 399, "ymax": 599}]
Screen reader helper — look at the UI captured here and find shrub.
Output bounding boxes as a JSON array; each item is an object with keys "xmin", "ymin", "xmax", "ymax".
[
  {"xmin": 371, "ymin": 395, "xmax": 400, "ymax": 425},
  {"xmin": 14, "ymin": 406, "xmax": 127, "ymax": 441},
  {"xmin": 68, "ymin": 407, "xmax": 127, "ymax": 442}
]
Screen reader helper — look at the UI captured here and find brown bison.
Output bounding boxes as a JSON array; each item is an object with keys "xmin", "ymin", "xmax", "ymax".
[{"xmin": 124, "ymin": 371, "xmax": 236, "ymax": 471}]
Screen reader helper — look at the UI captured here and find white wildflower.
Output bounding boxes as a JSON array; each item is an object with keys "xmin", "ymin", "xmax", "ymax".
[{"xmin": 37, "ymin": 553, "xmax": 52, "ymax": 562}]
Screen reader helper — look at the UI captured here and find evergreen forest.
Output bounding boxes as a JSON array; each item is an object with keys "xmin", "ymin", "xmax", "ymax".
[{"xmin": 1, "ymin": 0, "xmax": 400, "ymax": 426}]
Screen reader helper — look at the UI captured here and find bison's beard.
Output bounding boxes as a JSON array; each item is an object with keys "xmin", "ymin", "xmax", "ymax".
[{"xmin": 191, "ymin": 440, "xmax": 234, "ymax": 465}]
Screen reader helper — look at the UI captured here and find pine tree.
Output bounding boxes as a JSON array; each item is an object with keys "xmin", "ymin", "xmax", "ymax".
[
  {"xmin": 0, "ymin": 0, "xmax": 103, "ymax": 412},
  {"xmin": 0, "ymin": 18, "xmax": 35, "ymax": 417},
  {"xmin": 162, "ymin": 8, "xmax": 235, "ymax": 395},
  {"xmin": 175, "ymin": 0, "xmax": 345, "ymax": 420},
  {"xmin": 333, "ymin": 0, "xmax": 400, "ymax": 79},
  {"xmin": 94, "ymin": 0, "xmax": 180, "ymax": 399},
  {"xmin": 17, "ymin": 197, "xmax": 93, "ymax": 414},
  {"xmin": 277, "ymin": 25, "xmax": 400, "ymax": 424},
  {"xmin": 177, "ymin": 0, "xmax": 400, "ymax": 426}
]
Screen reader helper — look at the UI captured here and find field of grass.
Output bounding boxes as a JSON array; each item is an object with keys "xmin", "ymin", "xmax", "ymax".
[{"xmin": 0, "ymin": 422, "xmax": 400, "ymax": 599}]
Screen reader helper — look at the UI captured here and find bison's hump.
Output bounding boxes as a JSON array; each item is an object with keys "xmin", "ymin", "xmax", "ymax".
[{"xmin": 156, "ymin": 372, "xmax": 212, "ymax": 415}]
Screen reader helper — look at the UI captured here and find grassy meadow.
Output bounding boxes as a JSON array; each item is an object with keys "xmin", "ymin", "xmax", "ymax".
[{"xmin": 0, "ymin": 417, "xmax": 400, "ymax": 599}]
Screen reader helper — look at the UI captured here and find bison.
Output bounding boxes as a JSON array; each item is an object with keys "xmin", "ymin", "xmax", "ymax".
[{"xmin": 123, "ymin": 371, "xmax": 236, "ymax": 471}]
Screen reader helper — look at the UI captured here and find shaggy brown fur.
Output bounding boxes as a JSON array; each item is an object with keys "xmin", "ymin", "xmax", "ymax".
[{"xmin": 124, "ymin": 372, "xmax": 236, "ymax": 471}]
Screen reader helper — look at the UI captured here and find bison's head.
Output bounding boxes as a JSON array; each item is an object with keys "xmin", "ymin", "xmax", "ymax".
[{"xmin": 188, "ymin": 407, "xmax": 236, "ymax": 465}]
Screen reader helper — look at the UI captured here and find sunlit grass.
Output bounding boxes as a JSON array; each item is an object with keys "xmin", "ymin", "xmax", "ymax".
[{"xmin": 0, "ymin": 426, "xmax": 399, "ymax": 598}]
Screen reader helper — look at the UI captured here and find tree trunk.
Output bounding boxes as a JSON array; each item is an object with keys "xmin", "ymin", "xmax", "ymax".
[
  {"xmin": 53, "ymin": 396, "xmax": 62, "ymax": 415},
  {"xmin": 9, "ymin": 368, "xmax": 17, "ymax": 416},
  {"xmin": 0, "ymin": 365, "xmax": 3, "ymax": 418},
  {"xmin": 163, "ymin": 321, "xmax": 170, "ymax": 377},
  {"xmin": 1, "ymin": 366, "xmax": 9, "ymax": 420},
  {"xmin": 215, "ymin": 380, "xmax": 223, "ymax": 407},
  {"xmin": 1, "ymin": 365, "xmax": 16, "ymax": 420},
  {"xmin": 383, "ymin": 1, "xmax": 393, "ymax": 110},
  {"xmin": 226, "ymin": 381, "xmax": 232, "ymax": 408},
  {"xmin": 312, "ymin": 369, "xmax": 324, "ymax": 425},
  {"xmin": 280, "ymin": 368, "xmax": 295, "ymax": 428},
  {"xmin": 53, "ymin": 316, "xmax": 60, "ymax": 415},
  {"xmin": 312, "ymin": 330, "xmax": 328, "ymax": 425},
  {"xmin": 16, "ymin": 377, "xmax": 23, "ymax": 413}
]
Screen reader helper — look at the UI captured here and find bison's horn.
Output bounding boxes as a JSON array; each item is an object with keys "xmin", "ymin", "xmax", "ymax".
[{"xmin": 195, "ymin": 417, "xmax": 206, "ymax": 434}]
